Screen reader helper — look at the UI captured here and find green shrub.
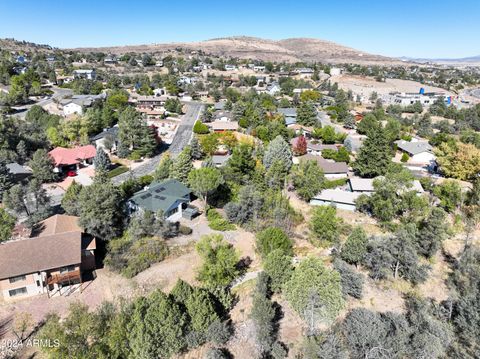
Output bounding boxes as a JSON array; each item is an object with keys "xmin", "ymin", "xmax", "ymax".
[
  {"xmin": 179, "ymin": 224, "xmax": 193, "ymax": 235},
  {"xmin": 193, "ymin": 120, "xmax": 210, "ymax": 134},
  {"xmin": 323, "ymin": 178, "xmax": 348, "ymax": 189},
  {"xmin": 401, "ymin": 152, "xmax": 410, "ymax": 162},
  {"xmin": 105, "ymin": 236, "xmax": 169, "ymax": 278},
  {"xmin": 207, "ymin": 209, "xmax": 235, "ymax": 231}
]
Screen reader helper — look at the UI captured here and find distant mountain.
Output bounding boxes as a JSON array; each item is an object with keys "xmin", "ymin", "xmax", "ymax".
[
  {"xmin": 399, "ymin": 55, "xmax": 480, "ymax": 65},
  {"xmin": 67, "ymin": 36, "xmax": 405, "ymax": 65}
]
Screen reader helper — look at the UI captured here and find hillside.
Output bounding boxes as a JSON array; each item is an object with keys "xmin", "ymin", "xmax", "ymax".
[{"xmin": 68, "ymin": 36, "xmax": 405, "ymax": 65}]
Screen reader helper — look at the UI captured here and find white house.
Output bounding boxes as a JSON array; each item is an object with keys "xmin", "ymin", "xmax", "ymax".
[
  {"xmin": 310, "ymin": 189, "xmax": 367, "ymax": 211},
  {"xmin": 395, "ymin": 139, "xmax": 436, "ymax": 166},
  {"xmin": 73, "ymin": 69, "xmax": 96, "ymax": 80},
  {"xmin": 63, "ymin": 102, "xmax": 83, "ymax": 116}
]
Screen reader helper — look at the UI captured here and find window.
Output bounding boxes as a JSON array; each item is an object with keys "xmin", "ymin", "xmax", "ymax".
[
  {"xmin": 9, "ymin": 275, "xmax": 26, "ymax": 284},
  {"xmin": 60, "ymin": 265, "xmax": 76, "ymax": 274},
  {"xmin": 9, "ymin": 287, "xmax": 27, "ymax": 297}
]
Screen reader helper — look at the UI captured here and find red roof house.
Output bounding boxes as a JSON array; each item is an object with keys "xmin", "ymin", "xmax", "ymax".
[{"xmin": 49, "ymin": 145, "xmax": 97, "ymax": 172}]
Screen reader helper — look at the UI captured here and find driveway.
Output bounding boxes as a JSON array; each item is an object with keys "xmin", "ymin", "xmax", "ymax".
[{"xmin": 112, "ymin": 101, "xmax": 203, "ymax": 184}]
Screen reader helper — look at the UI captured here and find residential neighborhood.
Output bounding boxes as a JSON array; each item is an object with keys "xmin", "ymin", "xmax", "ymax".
[{"xmin": 0, "ymin": 2, "xmax": 480, "ymax": 358}]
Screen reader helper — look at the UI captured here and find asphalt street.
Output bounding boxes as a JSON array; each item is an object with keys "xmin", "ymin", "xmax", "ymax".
[{"xmin": 112, "ymin": 101, "xmax": 203, "ymax": 184}]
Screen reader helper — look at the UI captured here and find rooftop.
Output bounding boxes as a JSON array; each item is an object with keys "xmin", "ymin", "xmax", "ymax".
[
  {"xmin": 312, "ymin": 189, "xmax": 366, "ymax": 206},
  {"xmin": 129, "ymin": 179, "xmax": 192, "ymax": 213},
  {"xmin": 0, "ymin": 215, "xmax": 87, "ymax": 280},
  {"xmin": 49, "ymin": 145, "xmax": 97, "ymax": 166},
  {"xmin": 395, "ymin": 139, "xmax": 433, "ymax": 155}
]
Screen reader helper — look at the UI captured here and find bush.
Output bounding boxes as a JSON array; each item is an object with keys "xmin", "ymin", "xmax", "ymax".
[
  {"xmin": 333, "ymin": 259, "xmax": 364, "ymax": 299},
  {"xmin": 400, "ymin": 152, "xmax": 410, "ymax": 163},
  {"xmin": 193, "ymin": 120, "xmax": 210, "ymax": 134},
  {"xmin": 255, "ymin": 227, "xmax": 293, "ymax": 259},
  {"xmin": 207, "ymin": 209, "xmax": 236, "ymax": 231},
  {"xmin": 179, "ymin": 224, "xmax": 193, "ymax": 235},
  {"xmin": 105, "ymin": 236, "xmax": 169, "ymax": 278},
  {"xmin": 206, "ymin": 320, "xmax": 233, "ymax": 345}
]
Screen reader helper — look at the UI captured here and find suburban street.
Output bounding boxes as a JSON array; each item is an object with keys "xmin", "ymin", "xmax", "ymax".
[
  {"xmin": 112, "ymin": 101, "xmax": 203, "ymax": 184},
  {"xmin": 11, "ymin": 86, "xmax": 73, "ymax": 118}
]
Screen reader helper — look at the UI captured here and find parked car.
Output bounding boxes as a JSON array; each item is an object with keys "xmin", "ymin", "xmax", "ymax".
[{"xmin": 66, "ymin": 170, "xmax": 77, "ymax": 177}]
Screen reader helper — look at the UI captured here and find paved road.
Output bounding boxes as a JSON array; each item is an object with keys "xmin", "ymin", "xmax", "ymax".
[
  {"xmin": 10, "ymin": 87, "xmax": 73, "ymax": 118},
  {"xmin": 112, "ymin": 101, "xmax": 203, "ymax": 184}
]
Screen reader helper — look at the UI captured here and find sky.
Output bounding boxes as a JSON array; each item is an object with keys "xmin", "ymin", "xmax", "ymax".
[{"xmin": 0, "ymin": 0, "xmax": 479, "ymax": 59}]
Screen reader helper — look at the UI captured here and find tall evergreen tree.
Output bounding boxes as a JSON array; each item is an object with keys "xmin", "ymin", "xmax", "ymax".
[
  {"xmin": 263, "ymin": 135, "xmax": 292, "ymax": 171},
  {"xmin": 190, "ymin": 135, "xmax": 203, "ymax": 160},
  {"xmin": 28, "ymin": 149, "xmax": 57, "ymax": 183},
  {"xmin": 353, "ymin": 127, "xmax": 392, "ymax": 178},
  {"xmin": 170, "ymin": 146, "xmax": 193, "ymax": 184},
  {"xmin": 93, "ymin": 148, "xmax": 111, "ymax": 173}
]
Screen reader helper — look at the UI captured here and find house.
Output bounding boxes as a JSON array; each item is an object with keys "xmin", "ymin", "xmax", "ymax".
[
  {"xmin": 135, "ymin": 95, "xmax": 166, "ymax": 109},
  {"xmin": 6, "ymin": 162, "xmax": 32, "ymax": 182},
  {"xmin": 224, "ymin": 64, "xmax": 236, "ymax": 71},
  {"xmin": 49, "ymin": 145, "xmax": 97, "ymax": 173},
  {"xmin": 395, "ymin": 139, "xmax": 436, "ymax": 165},
  {"xmin": 253, "ymin": 65, "xmax": 266, "ymax": 72},
  {"xmin": 211, "ymin": 154, "xmax": 231, "ymax": 167},
  {"xmin": 104, "ymin": 55, "xmax": 117, "ymax": 64},
  {"xmin": 348, "ymin": 177, "xmax": 424, "ymax": 194},
  {"xmin": 91, "ymin": 126, "xmax": 119, "ymax": 152},
  {"xmin": 295, "ymin": 154, "xmax": 349, "ymax": 179},
  {"xmin": 127, "ymin": 179, "xmax": 194, "ymax": 221},
  {"xmin": 306, "ymin": 142, "xmax": 339, "ymax": 156},
  {"xmin": 73, "ymin": 69, "xmax": 96, "ymax": 80},
  {"xmin": 0, "ymin": 215, "xmax": 96, "ymax": 300},
  {"xmin": 61, "ymin": 93, "xmax": 106, "ymax": 116},
  {"xmin": 311, "ymin": 189, "xmax": 366, "ymax": 211},
  {"xmin": 330, "ymin": 67, "xmax": 343, "ymax": 76},
  {"xmin": 266, "ymin": 82, "xmax": 281, "ymax": 96},
  {"xmin": 278, "ymin": 107, "xmax": 297, "ymax": 126},
  {"xmin": 208, "ymin": 120, "xmax": 239, "ymax": 132},
  {"xmin": 214, "ymin": 101, "xmax": 226, "ymax": 111}
]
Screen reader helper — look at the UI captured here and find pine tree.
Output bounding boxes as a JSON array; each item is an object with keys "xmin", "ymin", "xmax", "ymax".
[
  {"xmin": 297, "ymin": 101, "xmax": 317, "ymax": 127},
  {"xmin": 61, "ymin": 181, "xmax": 83, "ymax": 216},
  {"xmin": 0, "ymin": 162, "xmax": 13, "ymax": 198},
  {"xmin": 263, "ymin": 135, "xmax": 292, "ymax": 171},
  {"xmin": 154, "ymin": 153, "xmax": 173, "ymax": 181},
  {"xmin": 28, "ymin": 149, "xmax": 57, "ymax": 183},
  {"xmin": 353, "ymin": 127, "xmax": 392, "ymax": 178},
  {"xmin": 170, "ymin": 146, "xmax": 193, "ymax": 184},
  {"xmin": 93, "ymin": 148, "xmax": 111, "ymax": 173},
  {"xmin": 190, "ymin": 135, "xmax": 203, "ymax": 160}
]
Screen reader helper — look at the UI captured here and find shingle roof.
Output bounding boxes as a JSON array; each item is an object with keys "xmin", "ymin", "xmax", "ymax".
[
  {"xmin": 32, "ymin": 215, "xmax": 82, "ymax": 237},
  {"xmin": 298, "ymin": 154, "xmax": 348, "ymax": 174},
  {"xmin": 208, "ymin": 121, "xmax": 239, "ymax": 131},
  {"xmin": 278, "ymin": 108, "xmax": 297, "ymax": 117},
  {"xmin": 0, "ymin": 215, "xmax": 85, "ymax": 280},
  {"xmin": 49, "ymin": 145, "xmax": 96, "ymax": 166},
  {"xmin": 129, "ymin": 179, "xmax": 191, "ymax": 213},
  {"xmin": 90, "ymin": 127, "xmax": 119, "ymax": 141},
  {"xmin": 395, "ymin": 140, "xmax": 433, "ymax": 156},
  {"xmin": 211, "ymin": 154, "xmax": 231, "ymax": 166},
  {"xmin": 312, "ymin": 189, "xmax": 366, "ymax": 206},
  {"xmin": 349, "ymin": 178, "xmax": 375, "ymax": 192},
  {"xmin": 6, "ymin": 162, "xmax": 31, "ymax": 175}
]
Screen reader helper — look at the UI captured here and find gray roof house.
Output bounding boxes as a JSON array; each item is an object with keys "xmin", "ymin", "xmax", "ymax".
[
  {"xmin": 395, "ymin": 140, "xmax": 433, "ymax": 156},
  {"xmin": 128, "ymin": 179, "xmax": 193, "ymax": 221},
  {"xmin": 296, "ymin": 154, "xmax": 348, "ymax": 178},
  {"xmin": 311, "ymin": 189, "xmax": 368, "ymax": 211},
  {"xmin": 91, "ymin": 126, "xmax": 119, "ymax": 152},
  {"xmin": 211, "ymin": 154, "xmax": 231, "ymax": 167},
  {"xmin": 278, "ymin": 108, "xmax": 297, "ymax": 118},
  {"xmin": 6, "ymin": 162, "xmax": 32, "ymax": 182},
  {"xmin": 349, "ymin": 177, "xmax": 424, "ymax": 194}
]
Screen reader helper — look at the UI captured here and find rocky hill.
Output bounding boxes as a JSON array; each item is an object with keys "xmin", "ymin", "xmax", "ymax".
[{"xmin": 69, "ymin": 36, "xmax": 404, "ymax": 65}]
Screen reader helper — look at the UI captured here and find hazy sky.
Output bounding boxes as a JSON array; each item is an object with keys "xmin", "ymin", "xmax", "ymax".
[{"xmin": 0, "ymin": 0, "xmax": 478, "ymax": 58}]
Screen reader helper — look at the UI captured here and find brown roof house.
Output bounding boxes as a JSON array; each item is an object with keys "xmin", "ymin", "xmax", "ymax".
[{"xmin": 0, "ymin": 215, "xmax": 96, "ymax": 300}]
